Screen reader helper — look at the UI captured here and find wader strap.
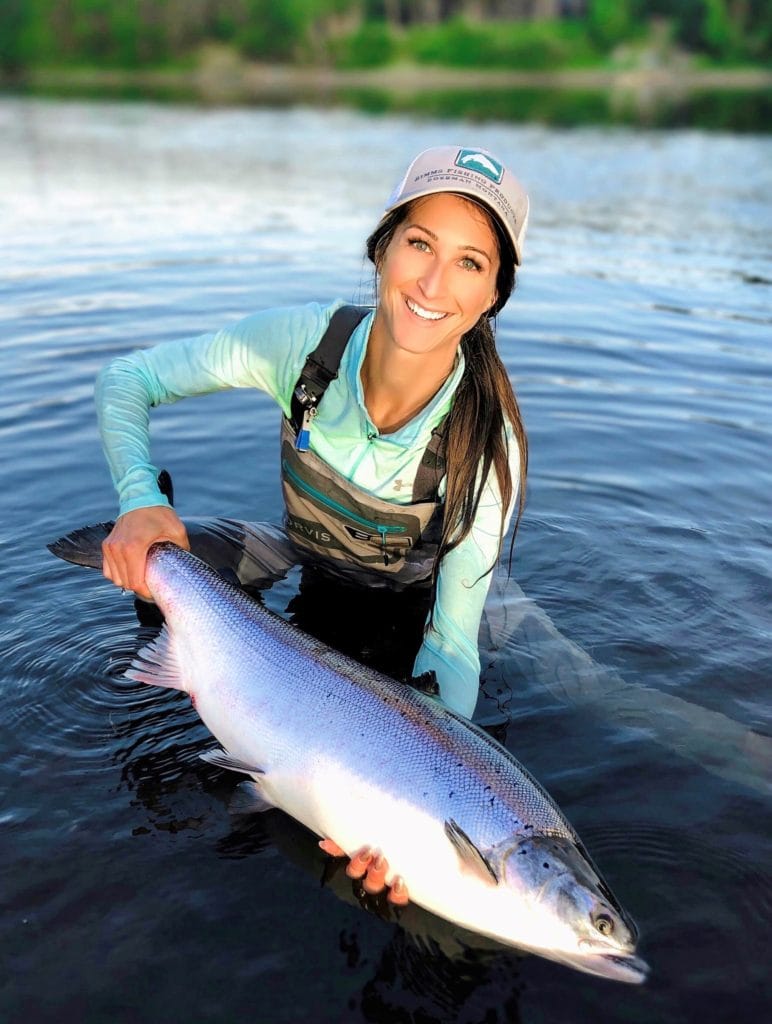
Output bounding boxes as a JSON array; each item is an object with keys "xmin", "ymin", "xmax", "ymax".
[
  {"xmin": 412, "ymin": 417, "xmax": 448, "ymax": 504},
  {"xmin": 290, "ymin": 305, "xmax": 370, "ymax": 432},
  {"xmin": 290, "ymin": 302, "xmax": 448, "ymax": 504}
]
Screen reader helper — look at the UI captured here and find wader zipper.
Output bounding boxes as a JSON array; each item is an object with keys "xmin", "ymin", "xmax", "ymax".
[{"xmin": 282, "ymin": 458, "xmax": 408, "ymax": 552}]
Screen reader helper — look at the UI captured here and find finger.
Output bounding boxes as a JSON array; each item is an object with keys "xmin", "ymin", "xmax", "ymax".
[
  {"xmin": 107, "ymin": 547, "xmax": 130, "ymax": 592},
  {"xmin": 318, "ymin": 838, "xmax": 346, "ymax": 857},
  {"xmin": 125, "ymin": 548, "xmax": 152, "ymax": 599},
  {"xmin": 387, "ymin": 875, "xmax": 409, "ymax": 906},
  {"xmin": 103, "ymin": 532, "xmax": 133, "ymax": 590},
  {"xmin": 101, "ymin": 541, "xmax": 118, "ymax": 586},
  {"xmin": 345, "ymin": 846, "xmax": 374, "ymax": 880},
  {"xmin": 362, "ymin": 853, "xmax": 388, "ymax": 894}
]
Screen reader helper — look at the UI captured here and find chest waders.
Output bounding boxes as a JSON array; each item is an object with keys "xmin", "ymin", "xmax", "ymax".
[{"xmin": 280, "ymin": 305, "xmax": 448, "ymax": 588}]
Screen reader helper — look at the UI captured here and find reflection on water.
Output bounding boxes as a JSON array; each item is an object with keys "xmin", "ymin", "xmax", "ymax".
[
  {"xmin": 480, "ymin": 573, "xmax": 772, "ymax": 798},
  {"xmin": 342, "ymin": 85, "xmax": 772, "ymax": 133},
  {"xmin": 15, "ymin": 71, "xmax": 772, "ymax": 132},
  {"xmin": 0, "ymin": 97, "xmax": 771, "ymax": 1023}
]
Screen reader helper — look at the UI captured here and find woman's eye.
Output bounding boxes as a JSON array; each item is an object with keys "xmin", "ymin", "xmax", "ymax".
[
  {"xmin": 460, "ymin": 257, "xmax": 482, "ymax": 272},
  {"xmin": 409, "ymin": 237, "xmax": 431, "ymax": 252}
]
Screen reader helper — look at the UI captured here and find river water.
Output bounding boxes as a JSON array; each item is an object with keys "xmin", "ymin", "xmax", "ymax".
[{"xmin": 1, "ymin": 98, "xmax": 770, "ymax": 1023}]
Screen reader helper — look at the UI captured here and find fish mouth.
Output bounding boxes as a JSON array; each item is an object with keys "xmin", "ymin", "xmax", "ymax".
[
  {"xmin": 598, "ymin": 952, "xmax": 649, "ymax": 984},
  {"xmin": 575, "ymin": 951, "xmax": 650, "ymax": 985}
]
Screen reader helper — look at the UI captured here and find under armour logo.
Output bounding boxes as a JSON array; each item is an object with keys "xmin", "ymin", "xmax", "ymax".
[{"xmin": 393, "ymin": 479, "xmax": 405, "ymax": 491}]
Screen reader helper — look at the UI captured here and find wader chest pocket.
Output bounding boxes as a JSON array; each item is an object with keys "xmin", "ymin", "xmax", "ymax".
[{"xmin": 281, "ymin": 453, "xmax": 420, "ymax": 567}]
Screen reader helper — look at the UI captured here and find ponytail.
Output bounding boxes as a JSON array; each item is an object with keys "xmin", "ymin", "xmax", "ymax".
[
  {"xmin": 366, "ymin": 199, "xmax": 528, "ymax": 614},
  {"xmin": 436, "ymin": 315, "xmax": 527, "ymax": 595}
]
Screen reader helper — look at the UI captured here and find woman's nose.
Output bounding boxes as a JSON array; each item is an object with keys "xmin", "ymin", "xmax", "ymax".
[{"xmin": 418, "ymin": 258, "xmax": 447, "ymax": 299}]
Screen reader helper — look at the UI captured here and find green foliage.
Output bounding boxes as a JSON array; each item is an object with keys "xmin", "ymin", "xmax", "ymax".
[
  {"xmin": 332, "ymin": 22, "xmax": 396, "ymax": 68},
  {"xmin": 14, "ymin": 0, "xmax": 65, "ymax": 67},
  {"xmin": 6, "ymin": 0, "xmax": 169, "ymax": 69},
  {"xmin": 405, "ymin": 18, "xmax": 599, "ymax": 71},
  {"xmin": 0, "ymin": 0, "xmax": 26, "ymax": 71},
  {"xmin": 236, "ymin": 0, "xmax": 355, "ymax": 62},
  {"xmin": 701, "ymin": 0, "xmax": 743, "ymax": 59},
  {"xmin": 211, "ymin": 9, "xmax": 240, "ymax": 46},
  {"xmin": 107, "ymin": 6, "xmax": 143, "ymax": 67},
  {"xmin": 237, "ymin": 0, "xmax": 306, "ymax": 61},
  {"xmin": 1, "ymin": 0, "xmax": 768, "ymax": 74},
  {"xmin": 644, "ymin": 0, "xmax": 769, "ymax": 62},
  {"xmin": 587, "ymin": 0, "xmax": 634, "ymax": 49}
]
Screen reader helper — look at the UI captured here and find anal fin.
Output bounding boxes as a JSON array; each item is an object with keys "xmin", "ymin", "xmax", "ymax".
[
  {"xmin": 228, "ymin": 780, "xmax": 274, "ymax": 815},
  {"xmin": 200, "ymin": 747, "xmax": 265, "ymax": 777}
]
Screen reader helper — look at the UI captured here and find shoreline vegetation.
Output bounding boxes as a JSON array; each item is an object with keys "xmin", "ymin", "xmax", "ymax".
[
  {"xmin": 8, "ymin": 55, "xmax": 771, "ymax": 130},
  {"xmin": 2, "ymin": 2, "xmax": 770, "ymax": 129}
]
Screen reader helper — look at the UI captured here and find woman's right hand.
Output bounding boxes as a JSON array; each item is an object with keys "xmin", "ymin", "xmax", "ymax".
[
  {"xmin": 318, "ymin": 839, "xmax": 409, "ymax": 905},
  {"xmin": 101, "ymin": 506, "xmax": 190, "ymax": 601}
]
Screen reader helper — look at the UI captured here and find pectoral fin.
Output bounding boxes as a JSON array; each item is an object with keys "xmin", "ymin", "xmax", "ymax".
[
  {"xmin": 125, "ymin": 625, "xmax": 184, "ymax": 691},
  {"xmin": 200, "ymin": 747, "xmax": 265, "ymax": 776},
  {"xmin": 444, "ymin": 819, "xmax": 499, "ymax": 885}
]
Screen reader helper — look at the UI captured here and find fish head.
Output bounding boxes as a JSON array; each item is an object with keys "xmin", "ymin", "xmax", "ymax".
[{"xmin": 495, "ymin": 833, "xmax": 649, "ymax": 984}]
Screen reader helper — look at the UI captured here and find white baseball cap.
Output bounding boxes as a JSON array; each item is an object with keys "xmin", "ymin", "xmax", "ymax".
[{"xmin": 383, "ymin": 146, "xmax": 529, "ymax": 265}]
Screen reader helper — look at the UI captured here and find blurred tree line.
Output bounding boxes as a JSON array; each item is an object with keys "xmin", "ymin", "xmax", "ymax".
[{"xmin": 1, "ymin": 0, "xmax": 769, "ymax": 73}]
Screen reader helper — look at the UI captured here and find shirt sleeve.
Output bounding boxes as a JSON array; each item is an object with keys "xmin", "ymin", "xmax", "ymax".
[
  {"xmin": 95, "ymin": 302, "xmax": 340, "ymax": 516},
  {"xmin": 412, "ymin": 438, "xmax": 521, "ymax": 719}
]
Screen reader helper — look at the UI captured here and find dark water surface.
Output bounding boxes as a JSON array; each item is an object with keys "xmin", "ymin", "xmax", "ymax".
[{"xmin": 1, "ymin": 98, "xmax": 771, "ymax": 1023}]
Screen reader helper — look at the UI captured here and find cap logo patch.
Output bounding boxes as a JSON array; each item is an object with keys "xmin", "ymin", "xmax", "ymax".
[{"xmin": 455, "ymin": 149, "xmax": 504, "ymax": 184}]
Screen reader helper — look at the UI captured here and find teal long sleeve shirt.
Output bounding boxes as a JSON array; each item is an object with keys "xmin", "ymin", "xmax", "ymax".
[{"xmin": 95, "ymin": 300, "xmax": 520, "ymax": 718}]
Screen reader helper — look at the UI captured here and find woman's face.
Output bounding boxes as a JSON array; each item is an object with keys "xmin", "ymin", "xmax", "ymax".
[{"xmin": 374, "ymin": 192, "xmax": 500, "ymax": 361}]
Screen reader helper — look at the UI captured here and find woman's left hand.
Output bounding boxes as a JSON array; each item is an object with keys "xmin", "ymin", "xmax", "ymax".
[{"xmin": 319, "ymin": 838, "xmax": 409, "ymax": 905}]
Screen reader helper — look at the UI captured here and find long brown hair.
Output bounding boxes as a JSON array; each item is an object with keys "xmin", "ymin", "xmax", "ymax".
[{"xmin": 366, "ymin": 197, "xmax": 528, "ymax": 606}]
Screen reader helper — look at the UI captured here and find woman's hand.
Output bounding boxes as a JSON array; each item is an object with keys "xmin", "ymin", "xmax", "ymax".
[
  {"xmin": 102, "ymin": 506, "xmax": 190, "ymax": 600},
  {"xmin": 319, "ymin": 838, "xmax": 409, "ymax": 905}
]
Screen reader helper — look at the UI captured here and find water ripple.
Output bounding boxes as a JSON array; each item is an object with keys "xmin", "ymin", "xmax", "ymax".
[
  {"xmin": 1, "ymin": 99, "xmax": 771, "ymax": 1023},
  {"xmin": 581, "ymin": 820, "xmax": 772, "ymax": 969}
]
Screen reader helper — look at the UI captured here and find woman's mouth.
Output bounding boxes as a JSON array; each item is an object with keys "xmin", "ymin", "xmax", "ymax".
[{"xmin": 405, "ymin": 297, "xmax": 448, "ymax": 321}]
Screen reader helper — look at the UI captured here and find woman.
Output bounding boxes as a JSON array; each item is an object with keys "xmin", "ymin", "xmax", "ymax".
[{"xmin": 97, "ymin": 146, "xmax": 529, "ymax": 900}]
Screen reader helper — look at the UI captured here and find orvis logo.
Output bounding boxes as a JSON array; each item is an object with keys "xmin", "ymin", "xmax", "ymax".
[
  {"xmin": 286, "ymin": 513, "xmax": 334, "ymax": 546},
  {"xmin": 455, "ymin": 149, "xmax": 504, "ymax": 184}
]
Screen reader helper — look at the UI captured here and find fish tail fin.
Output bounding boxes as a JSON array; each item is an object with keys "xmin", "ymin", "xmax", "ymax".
[
  {"xmin": 47, "ymin": 522, "xmax": 115, "ymax": 570},
  {"xmin": 48, "ymin": 471, "xmax": 174, "ymax": 570}
]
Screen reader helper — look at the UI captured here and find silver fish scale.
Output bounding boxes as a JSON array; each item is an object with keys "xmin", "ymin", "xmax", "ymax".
[{"xmin": 148, "ymin": 544, "xmax": 579, "ymax": 851}]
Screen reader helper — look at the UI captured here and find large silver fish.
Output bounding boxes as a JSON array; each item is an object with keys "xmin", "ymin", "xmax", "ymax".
[{"xmin": 49, "ymin": 529, "xmax": 648, "ymax": 983}]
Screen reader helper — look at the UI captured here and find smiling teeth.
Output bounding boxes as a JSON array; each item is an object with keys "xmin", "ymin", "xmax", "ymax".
[{"xmin": 407, "ymin": 298, "xmax": 447, "ymax": 321}]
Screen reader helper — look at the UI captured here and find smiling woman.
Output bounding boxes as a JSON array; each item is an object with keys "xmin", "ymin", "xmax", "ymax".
[
  {"xmin": 364, "ymin": 179, "xmax": 528, "ymax": 637},
  {"xmin": 365, "ymin": 194, "xmax": 500, "ymax": 409},
  {"xmin": 95, "ymin": 145, "xmax": 530, "ymax": 901}
]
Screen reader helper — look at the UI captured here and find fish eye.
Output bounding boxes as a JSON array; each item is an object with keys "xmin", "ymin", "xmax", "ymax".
[{"xmin": 593, "ymin": 912, "xmax": 615, "ymax": 936}]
